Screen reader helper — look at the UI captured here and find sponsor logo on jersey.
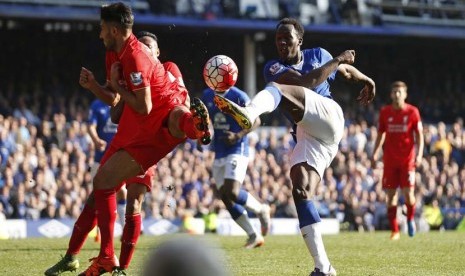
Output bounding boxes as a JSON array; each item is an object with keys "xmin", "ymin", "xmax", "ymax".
[{"xmin": 130, "ymin": 72, "xmax": 143, "ymax": 86}]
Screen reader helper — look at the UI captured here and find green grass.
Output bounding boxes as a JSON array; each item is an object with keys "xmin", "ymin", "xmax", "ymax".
[{"xmin": 1, "ymin": 231, "xmax": 464, "ymax": 275}]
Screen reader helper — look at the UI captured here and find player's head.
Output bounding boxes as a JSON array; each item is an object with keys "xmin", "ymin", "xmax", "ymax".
[
  {"xmin": 275, "ymin": 18, "xmax": 304, "ymax": 62},
  {"xmin": 100, "ymin": 2, "xmax": 134, "ymax": 50},
  {"xmin": 137, "ymin": 31, "xmax": 160, "ymax": 59},
  {"xmin": 390, "ymin": 81, "xmax": 408, "ymax": 106}
]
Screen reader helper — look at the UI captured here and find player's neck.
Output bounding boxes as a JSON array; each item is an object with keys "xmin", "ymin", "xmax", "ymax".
[
  {"xmin": 115, "ymin": 32, "xmax": 132, "ymax": 53},
  {"xmin": 392, "ymin": 102, "xmax": 405, "ymax": 110}
]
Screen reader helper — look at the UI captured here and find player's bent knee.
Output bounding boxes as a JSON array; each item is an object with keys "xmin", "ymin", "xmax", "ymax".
[{"xmin": 292, "ymin": 186, "xmax": 309, "ymax": 202}]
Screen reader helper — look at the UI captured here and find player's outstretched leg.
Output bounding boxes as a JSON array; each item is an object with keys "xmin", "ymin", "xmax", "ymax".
[
  {"xmin": 44, "ymin": 255, "xmax": 80, "ymax": 276},
  {"xmin": 190, "ymin": 97, "xmax": 212, "ymax": 145},
  {"xmin": 214, "ymin": 83, "xmax": 284, "ymax": 129},
  {"xmin": 235, "ymin": 189, "xmax": 271, "ymax": 236},
  {"xmin": 214, "ymin": 94, "xmax": 253, "ymax": 129},
  {"xmin": 226, "ymin": 203, "xmax": 264, "ymax": 249}
]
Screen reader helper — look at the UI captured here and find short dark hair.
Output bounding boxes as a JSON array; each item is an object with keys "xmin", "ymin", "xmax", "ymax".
[
  {"xmin": 391, "ymin": 81, "xmax": 408, "ymax": 91},
  {"xmin": 137, "ymin": 31, "xmax": 158, "ymax": 42},
  {"xmin": 101, "ymin": 2, "xmax": 134, "ymax": 29},
  {"xmin": 277, "ymin": 18, "xmax": 304, "ymax": 39}
]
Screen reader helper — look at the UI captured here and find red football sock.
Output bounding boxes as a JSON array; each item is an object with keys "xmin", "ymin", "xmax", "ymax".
[
  {"xmin": 179, "ymin": 112, "xmax": 199, "ymax": 139},
  {"xmin": 94, "ymin": 189, "xmax": 117, "ymax": 259},
  {"xmin": 387, "ymin": 206, "xmax": 399, "ymax": 233},
  {"xmin": 67, "ymin": 204, "xmax": 97, "ymax": 256},
  {"xmin": 119, "ymin": 214, "xmax": 142, "ymax": 269},
  {"xmin": 406, "ymin": 203, "xmax": 416, "ymax": 221}
]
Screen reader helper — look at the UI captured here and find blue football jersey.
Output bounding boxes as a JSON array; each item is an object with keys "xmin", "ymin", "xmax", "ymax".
[
  {"xmin": 202, "ymin": 87, "xmax": 250, "ymax": 159},
  {"xmin": 263, "ymin": 47, "xmax": 336, "ymax": 98},
  {"xmin": 88, "ymin": 99, "xmax": 118, "ymax": 162}
]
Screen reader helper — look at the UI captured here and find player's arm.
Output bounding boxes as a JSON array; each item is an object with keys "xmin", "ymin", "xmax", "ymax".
[
  {"xmin": 371, "ymin": 131, "xmax": 385, "ymax": 165},
  {"xmin": 88, "ymin": 123, "xmax": 106, "ymax": 151},
  {"xmin": 337, "ymin": 64, "xmax": 376, "ymax": 105},
  {"xmin": 414, "ymin": 120, "xmax": 424, "ymax": 167},
  {"xmin": 273, "ymin": 50, "xmax": 355, "ymax": 88},
  {"xmin": 110, "ymin": 62, "xmax": 152, "ymax": 115},
  {"xmin": 79, "ymin": 67, "xmax": 120, "ymax": 107},
  {"xmin": 110, "ymin": 100, "xmax": 124, "ymax": 124}
]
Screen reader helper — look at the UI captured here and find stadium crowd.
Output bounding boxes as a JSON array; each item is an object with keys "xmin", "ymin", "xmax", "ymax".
[{"xmin": 0, "ymin": 82, "xmax": 464, "ymax": 232}]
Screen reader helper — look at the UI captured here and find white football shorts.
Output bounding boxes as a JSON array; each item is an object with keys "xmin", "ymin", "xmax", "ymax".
[
  {"xmin": 290, "ymin": 88, "xmax": 345, "ymax": 177},
  {"xmin": 212, "ymin": 154, "xmax": 249, "ymax": 188}
]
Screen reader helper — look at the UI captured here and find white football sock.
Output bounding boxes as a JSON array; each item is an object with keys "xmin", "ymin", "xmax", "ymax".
[
  {"xmin": 235, "ymin": 212, "xmax": 257, "ymax": 236},
  {"xmin": 244, "ymin": 192, "xmax": 263, "ymax": 214},
  {"xmin": 245, "ymin": 86, "xmax": 282, "ymax": 122},
  {"xmin": 301, "ymin": 223, "xmax": 331, "ymax": 273},
  {"xmin": 117, "ymin": 203, "xmax": 126, "ymax": 227}
]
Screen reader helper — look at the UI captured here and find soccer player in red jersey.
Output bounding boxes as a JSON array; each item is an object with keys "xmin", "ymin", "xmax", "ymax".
[
  {"xmin": 372, "ymin": 81, "xmax": 424, "ymax": 240},
  {"xmin": 45, "ymin": 3, "xmax": 211, "ymax": 276}
]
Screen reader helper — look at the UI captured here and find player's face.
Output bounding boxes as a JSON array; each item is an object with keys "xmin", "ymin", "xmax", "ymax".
[
  {"xmin": 390, "ymin": 86, "xmax": 407, "ymax": 105},
  {"xmin": 139, "ymin": 36, "xmax": 160, "ymax": 59},
  {"xmin": 99, "ymin": 21, "xmax": 117, "ymax": 51},
  {"xmin": 275, "ymin": 24, "xmax": 302, "ymax": 63}
]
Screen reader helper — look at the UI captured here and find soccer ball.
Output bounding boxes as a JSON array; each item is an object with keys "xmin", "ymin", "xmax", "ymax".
[{"xmin": 203, "ymin": 55, "xmax": 238, "ymax": 92}]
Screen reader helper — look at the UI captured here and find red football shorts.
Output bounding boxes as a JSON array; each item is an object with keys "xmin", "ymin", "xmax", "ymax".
[
  {"xmin": 103, "ymin": 88, "xmax": 188, "ymax": 173},
  {"xmin": 382, "ymin": 163, "xmax": 416, "ymax": 189},
  {"xmin": 119, "ymin": 165, "xmax": 156, "ymax": 192}
]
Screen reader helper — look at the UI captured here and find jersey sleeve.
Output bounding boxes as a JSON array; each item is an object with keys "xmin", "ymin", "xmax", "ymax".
[
  {"xmin": 263, "ymin": 60, "xmax": 289, "ymax": 83},
  {"xmin": 124, "ymin": 50, "xmax": 153, "ymax": 92}
]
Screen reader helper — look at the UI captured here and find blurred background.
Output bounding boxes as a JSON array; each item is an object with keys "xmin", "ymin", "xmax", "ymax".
[{"xmin": 0, "ymin": 0, "xmax": 464, "ymax": 238}]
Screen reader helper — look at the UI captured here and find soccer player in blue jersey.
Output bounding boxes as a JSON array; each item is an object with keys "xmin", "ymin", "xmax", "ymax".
[
  {"xmin": 202, "ymin": 86, "xmax": 271, "ymax": 249},
  {"xmin": 88, "ymin": 99, "xmax": 127, "ymax": 233},
  {"xmin": 214, "ymin": 18, "xmax": 375, "ymax": 276}
]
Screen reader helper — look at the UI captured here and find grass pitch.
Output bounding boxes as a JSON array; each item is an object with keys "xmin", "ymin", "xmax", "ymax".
[{"xmin": 1, "ymin": 231, "xmax": 464, "ymax": 275}]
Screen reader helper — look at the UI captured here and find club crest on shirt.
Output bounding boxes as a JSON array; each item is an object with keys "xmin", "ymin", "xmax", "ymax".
[
  {"xmin": 269, "ymin": 62, "xmax": 284, "ymax": 75},
  {"xmin": 130, "ymin": 72, "xmax": 143, "ymax": 86},
  {"xmin": 312, "ymin": 62, "xmax": 321, "ymax": 69}
]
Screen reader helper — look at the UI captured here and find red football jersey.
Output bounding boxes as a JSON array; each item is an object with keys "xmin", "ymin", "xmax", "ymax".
[
  {"xmin": 104, "ymin": 34, "xmax": 178, "ymax": 148},
  {"xmin": 378, "ymin": 103, "xmax": 422, "ymax": 166}
]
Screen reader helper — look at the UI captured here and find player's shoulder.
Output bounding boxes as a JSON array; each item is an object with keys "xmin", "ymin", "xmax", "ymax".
[
  {"xmin": 264, "ymin": 59, "xmax": 286, "ymax": 77},
  {"xmin": 228, "ymin": 86, "xmax": 247, "ymax": 95},
  {"xmin": 90, "ymin": 99, "xmax": 103, "ymax": 108},
  {"xmin": 405, "ymin": 103, "xmax": 419, "ymax": 111},
  {"xmin": 380, "ymin": 105, "xmax": 391, "ymax": 113},
  {"xmin": 163, "ymin": 61, "xmax": 179, "ymax": 70}
]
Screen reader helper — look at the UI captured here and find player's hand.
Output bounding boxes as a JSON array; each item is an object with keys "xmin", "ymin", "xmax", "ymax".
[
  {"xmin": 95, "ymin": 139, "xmax": 107, "ymax": 151},
  {"xmin": 110, "ymin": 62, "xmax": 123, "ymax": 89},
  {"xmin": 222, "ymin": 130, "xmax": 240, "ymax": 146},
  {"xmin": 336, "ymin": 50, "xmax": 355, "ymax": 65},
  {"xmin": 79, "ymin": 67, "xmax": 96, "ymax": 89},
  {"xmin": 357, "ymin": 78, "xmax": 376, "ymax": 105},
  {"xmin": 371, "ymin": 151, "xmax": 379, "ymax": 168}
]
